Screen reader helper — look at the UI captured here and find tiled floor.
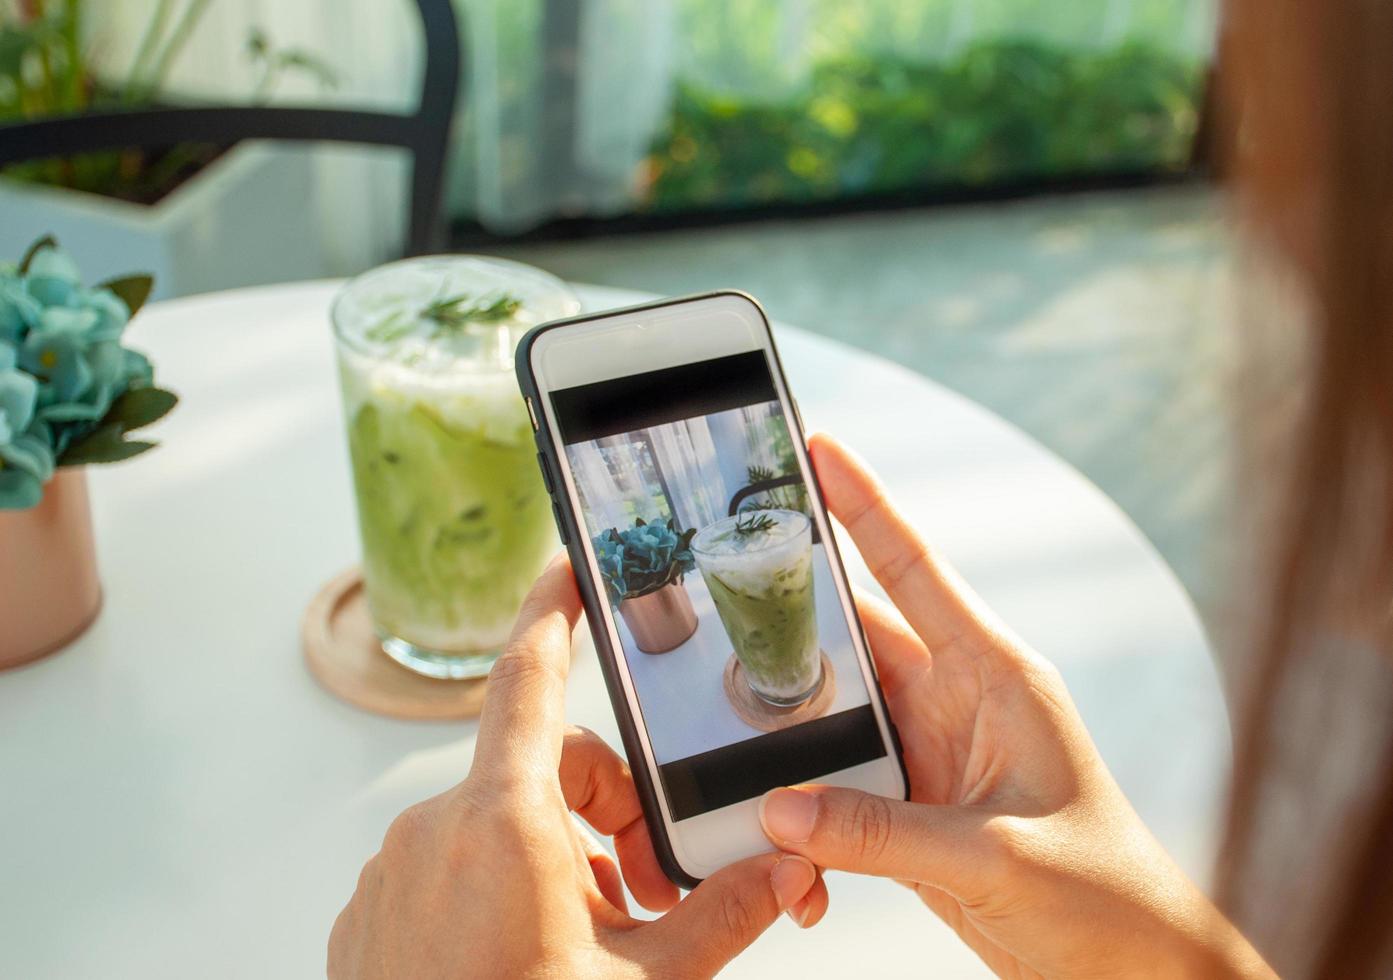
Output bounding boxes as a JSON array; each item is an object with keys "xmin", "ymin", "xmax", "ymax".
[{"xmin": 493, "ymin": 185, "xmax": 1238, "ymax": 660}]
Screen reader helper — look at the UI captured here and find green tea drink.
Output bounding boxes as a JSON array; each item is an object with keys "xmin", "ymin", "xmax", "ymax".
[
  {"xmin": 692, "ymin": 510, "xmax": 821, "ymax": 705},
  {"xmin": 339, "ymin": 359, "xmax": 551, "ymax": 658},
  {"xmin": 333, "ymin": 258, "xmax": 578, "ymax": 679}
]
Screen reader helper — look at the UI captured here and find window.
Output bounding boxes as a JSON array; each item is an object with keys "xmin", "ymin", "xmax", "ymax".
[{"xmin": 452, "ymin": 0, "xmax": 1215, "ymax": 233}]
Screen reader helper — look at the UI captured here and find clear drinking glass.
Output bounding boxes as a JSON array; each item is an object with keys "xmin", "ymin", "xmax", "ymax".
[
  {"xmin": 691, "ymin": 509, "xmax": 822, "ymax": 705},
  {"xmin": 332, "ymin": 257, "xmax": 580, "ymax": 679}
]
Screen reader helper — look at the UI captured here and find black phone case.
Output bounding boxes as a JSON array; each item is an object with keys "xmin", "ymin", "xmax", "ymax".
[{"xmin": 515, "ymin": 289, "xmax": 908, "ymax": 890}]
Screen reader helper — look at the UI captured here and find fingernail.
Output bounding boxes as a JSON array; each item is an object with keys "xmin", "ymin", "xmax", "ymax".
[
  {"xmin": 769, "ymin": 854, "xmax": 816, "ymax": 912},
  {"xmin": 787, "ymin": 897, "xmax": 813, "ymax": 928},
  {"xmin": 760, "ymin": 788, "xmax": 818, "ymax": 844}
]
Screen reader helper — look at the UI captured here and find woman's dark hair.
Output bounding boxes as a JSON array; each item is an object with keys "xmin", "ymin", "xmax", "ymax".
[{"xmin": 1217, "ymin": 0, "xmax": 1393, "ymax": 974}]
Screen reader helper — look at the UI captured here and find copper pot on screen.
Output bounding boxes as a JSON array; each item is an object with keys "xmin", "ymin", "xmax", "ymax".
[{"xmin": 619, "ymin": 582, "xmax": 698, "ymax": 654}]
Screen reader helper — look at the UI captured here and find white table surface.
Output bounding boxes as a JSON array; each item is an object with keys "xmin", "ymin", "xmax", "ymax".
[{"xmin": 0, "ymin": 282, "xmax": 1231, "ymax": 979}]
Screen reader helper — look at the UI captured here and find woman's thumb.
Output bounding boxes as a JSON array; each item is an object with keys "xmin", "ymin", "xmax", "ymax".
[
  {"xmin": 634, "ymin": 853, "xmax": 816, "ymax": 976},
  {"xmin": 759, "ymin": 786, "xmax": 997, "ymax": 899}
]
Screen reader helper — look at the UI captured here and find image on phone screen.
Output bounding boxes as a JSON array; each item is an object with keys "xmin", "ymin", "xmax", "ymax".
[{"xmin": 552, "ymin": 350, "xmax": 888, "ymax": 821}]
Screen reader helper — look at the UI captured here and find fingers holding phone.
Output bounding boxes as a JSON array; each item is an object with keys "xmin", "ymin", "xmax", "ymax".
[
  {"xmin": 560, "ymin": 724, "xmax": 681, "ymax": 912},
  {"xmin": 330, "ymin": 558, "xmax": 823, "ymax": 979},
  {"xmin": 762, "ymin": 435, "xmax": 1275, "ymax": 980},
  {"xmin": 469, "ymin": 552, "xmax": 582, "ymax": 788}
]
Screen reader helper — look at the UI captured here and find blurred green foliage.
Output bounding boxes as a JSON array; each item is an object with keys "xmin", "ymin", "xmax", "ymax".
[
  {"xmin": 1, "ymin": 0, "xmax": 216, "ymax": 199},
  {"xmin": 0, "ymin": 0, "xmax": 334, "ymax": 203},
  {"xmin": 642, "ymin": 38, "xmax": 1203, "ymax": 211},
  {"xmin": 0, "ymin": 0, "xmax": 89, "ymax": 120}
]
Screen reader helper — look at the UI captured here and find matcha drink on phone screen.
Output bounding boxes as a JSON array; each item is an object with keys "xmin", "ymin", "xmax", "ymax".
[{"xmin": 693, "ymin": 509, "xmax": 821, "ymax": 705}]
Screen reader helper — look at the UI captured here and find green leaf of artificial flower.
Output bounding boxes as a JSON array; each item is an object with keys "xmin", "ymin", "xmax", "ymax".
[
  {"xmin": 60, "ymin": 424, "xmax": 158, "ymax": 465},
  {"xmin": 106, "ymin": 386, "xmax": 177, "ymax": 431},
  {"xmin": 17, "ymin": 235, "xmax": 58, "ymax": 276},
  {"xmin": 73, "ymin": 440, "xmax": 159, "ymax": 465},
  {"xmin": 97, "ymin": 275, "xmax": 155, "ymax": 317}
]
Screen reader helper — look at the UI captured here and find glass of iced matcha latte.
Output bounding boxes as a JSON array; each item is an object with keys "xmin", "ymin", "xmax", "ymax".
[
  {"xmin": 332, "ymin": 257, "xmax": 579, "ymax": 678},
  {"xmin": 692, "ymin": 509, "xmax": 822, "ymax": 705}
]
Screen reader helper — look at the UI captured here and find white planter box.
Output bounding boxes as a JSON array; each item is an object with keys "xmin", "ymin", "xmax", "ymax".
[{"xmin": 0, "ymin": 142, "xmax": 330, "ymax": 300}]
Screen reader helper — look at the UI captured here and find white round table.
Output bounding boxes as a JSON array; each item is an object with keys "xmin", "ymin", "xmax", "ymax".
[{"xmin": 0, "ymin": 283, "xmax": 1230, "ymax": 978}]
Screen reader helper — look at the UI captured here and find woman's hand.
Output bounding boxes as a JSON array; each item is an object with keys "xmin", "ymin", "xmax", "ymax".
[
  {"xmin": 329, "ymin": 556, "xmax": 828, "ymax": 980},
  {"xmin": 758, "ymin": 434, "xmax": 1273, "ymax": 979}
]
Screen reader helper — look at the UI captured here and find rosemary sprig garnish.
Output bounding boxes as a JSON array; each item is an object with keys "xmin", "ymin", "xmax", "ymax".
[
  {"xmin": 422, "ymin": 292, "xmax": 521, "ymax": 330},
  {"xmin": 363, "ymin": 291, "xmax": 522, "ymax": 345},
  {"xmin": 734, "ymin": 512, "xmax": 777, "ymax": 537}
]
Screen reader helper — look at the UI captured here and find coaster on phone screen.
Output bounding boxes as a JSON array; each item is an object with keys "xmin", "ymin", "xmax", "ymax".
[
  {"xmin": 302, "ymin": 567, "xmax": 490, "ymax": 721},
  {"xmin": 722, "ymin": 651, "xmax": 836, "ymax": 733}
]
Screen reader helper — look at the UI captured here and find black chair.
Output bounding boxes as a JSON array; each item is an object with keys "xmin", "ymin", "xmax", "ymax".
[
  {"xmin": 728, "ymin": 475, "xmax": 821, "ymax": 544},
  {"xmin": 0, "ymin": 0, "xmax": 461, "ymax": 257}
]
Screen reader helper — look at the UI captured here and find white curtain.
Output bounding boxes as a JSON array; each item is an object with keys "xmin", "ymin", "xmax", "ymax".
[
  {"xmin": 647, "ymin": 418, "xmax": 727, "ymax": 531},
  {"xmin": 573, "ymin": 0, "xmax": 678, "ymax": 216},
  {"xmin": 739, "ymin": 404, "xmax": 786, "ymax": 475},
  {"xmin": 86, "ymin": 0, "xmax": 1217, "ymax": 265},
  {"xmin": 566, "ymin": 421, "xmax": 729, "ymax": 535},
  {"xmin": 567, "ymin": 435, "xmax": 649, "ymax": 533}
]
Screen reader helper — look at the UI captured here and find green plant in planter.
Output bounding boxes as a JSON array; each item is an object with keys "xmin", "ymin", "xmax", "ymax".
[
  {"xmin": 593, "ymin": 517, "xmax": 696, "ymax": 605},
  {"xmin": 742, "ymin": 463, "xmax": 809, "ymax": 516},
  {"xmin": 0, "ymin": 1, "xmax": 337, "ymax": 203},
  {"xmin": 0, "ymin": 234, "xmax": 177, "ymax": 508}
]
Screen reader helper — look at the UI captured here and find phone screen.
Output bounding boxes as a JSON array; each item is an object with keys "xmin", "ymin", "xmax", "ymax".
[{"xmin": 551, "ymin": 350, "xmax": 888, "ymax": 820}]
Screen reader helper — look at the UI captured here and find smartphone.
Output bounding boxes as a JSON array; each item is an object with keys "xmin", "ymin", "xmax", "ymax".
[{"xmin": 516, "ymin": 291, "xmax": 906, "ymax": 888}]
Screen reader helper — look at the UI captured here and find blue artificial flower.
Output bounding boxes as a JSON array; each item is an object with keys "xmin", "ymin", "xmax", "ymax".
[
  {"xmin": 0, "ymin": 431, "xmax": 56, "ymax": 509},
  {"xmin": 80, "ymin": 287, "xmax": 131, "ymax": 342},
  {"xmin": 0, "ymin": 238, "xmax": 171, "ymax": 507},
  {"xmin": 122, "ymin": 347, "xmax": 153, "ymax": 389},
  {"xmin": 19, "ymin": 308, "xmax": 98, "ymax": 402},
  {"xmin": 0, "ymin": 276, "xmax": 42, "ymax": 346},
  {"xmin": 35, "ymin": 305, "xmax": 99, "ymax": 336},
  {"xmin": 0, "ymin": 344, "xmax": 37, "ymax": 443},
  {"xmin": 24, "ymin": 246, "xmax": 82, "ymax": 308},
  {"xmin": 0, "ymin": 347, "xmax": 52, "ymax": 510},
  {"xmin": 89, "ymin": 340, "xmax": 126, "ymax": 392},
  {"xmin": 593, "ymin": 532, "xmax": 628, "ymax": 602},
  {"xmin": 37, "ymin": 341, "xmax": 126, "ymax": 424},
  {"xmin": 594, "ymin": 517, "xmax": 696, "ymax": 602},
  {"xmin": 0, "ymin": 430, "xmax": 54, "ymax": 480},
  {"xmin": 0, "ymin": 460, "xmax": 45, "ymax": 509}
]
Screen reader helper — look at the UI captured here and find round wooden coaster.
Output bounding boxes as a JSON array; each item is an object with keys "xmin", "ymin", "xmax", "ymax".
[
  {"xmin": 722, "ymin": 652, "xmax": 836, "ymax": 733},
  {"xmin": 302, "ymin": 567, "xmax": 490, "ymax": 721}
]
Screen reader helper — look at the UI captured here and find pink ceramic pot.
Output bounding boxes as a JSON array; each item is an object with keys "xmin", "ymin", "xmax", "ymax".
[{"xmin": 0, "ymin": 468, "xmax": 102, "ymax": 670}]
